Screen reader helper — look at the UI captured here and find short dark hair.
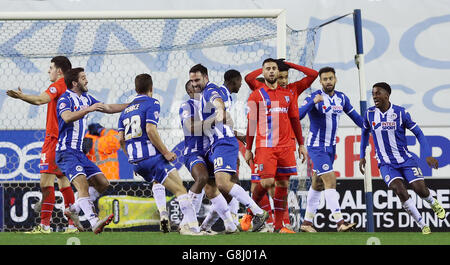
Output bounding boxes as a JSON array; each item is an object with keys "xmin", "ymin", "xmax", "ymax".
[
  {"xmin": 135, "ymin": 73, "xmax": 153, "ymax": 94},
  {"xmin": 318, "ymin": 66, "xmax": 336, "ymax": 77},
  {"xmin": 185, "ymin": 80, "xmax": 192, "ymax": 91},
  {"xmin": 277, "ymin": 61, "xmax": 289, "ymax": 72},
  {"xmin": 224, "ymin": 69, "xmax": 241, "ymax": 82},
  {"xmin": 373, "ymin": 82, "xmax": 391, "ymax": 95},
  {"xmin": 64, "ymin": 67, "xmax": 84, "ymax": 89},
  {"xmin": 262, "ymin": 58, "xmax": 278, "ymax": 66},
  {"xmin": 189, "ymin": 64, "xmax": 208, "ymax": 76},
  {"xmin": 51, "ymin": 56, "xmax": 72, "ymax": 74}
]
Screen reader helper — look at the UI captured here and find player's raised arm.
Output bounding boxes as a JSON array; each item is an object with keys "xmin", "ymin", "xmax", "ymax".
[
  {"xmin": 244, "ymin": 68, "xmax": 263, "ymax": 91},
  {"xmin": 6, "ymin": 87, "xmax": 51, "ymax": 105},
  {"xmin": 284, "ymin": 61, "xmax": 318, "ymax": 95},
  {"xmin": 299, "ymin": 93, "xmax": 323, "ymax": 120}
]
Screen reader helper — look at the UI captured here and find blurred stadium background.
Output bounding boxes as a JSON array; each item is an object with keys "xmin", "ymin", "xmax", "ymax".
[{"xmin": 0, "ymin": 0, "xmax": 448, "ymax": 235}]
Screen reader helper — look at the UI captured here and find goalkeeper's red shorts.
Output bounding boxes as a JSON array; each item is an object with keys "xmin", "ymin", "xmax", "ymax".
[
  {"xmin": 254, "ymin": 146, "xmax": 297, "ymax": 181},
  {"xmin": 39, "ymin": 136, "xmax": 64, "ymax": 177}
]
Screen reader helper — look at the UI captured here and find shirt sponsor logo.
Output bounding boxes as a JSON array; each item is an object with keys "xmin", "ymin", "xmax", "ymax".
[
  {"xmin": 269, "ymin": 107, "xmax": 288, "ymax": 113},
  {"xmin": 381, "ymin": 121, "xmax": 396, "ymax": 130},
  {"xmin": 331, "ymin": 105, "xmax": 343, "ymax": 113}
]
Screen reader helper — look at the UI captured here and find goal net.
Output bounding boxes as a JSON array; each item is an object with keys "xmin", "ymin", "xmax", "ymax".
[{"xmin": 0, "ymin": 10, "xmax": 318, "ymax": 231}]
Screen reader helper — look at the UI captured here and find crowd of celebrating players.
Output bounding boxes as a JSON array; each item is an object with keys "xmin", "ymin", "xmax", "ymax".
[{"xmin": 6, "ymin": 55, "xmax": 446, "ymax": 235}]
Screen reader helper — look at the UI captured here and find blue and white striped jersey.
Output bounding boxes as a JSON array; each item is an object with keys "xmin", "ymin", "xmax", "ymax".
[
  {"xmin": 200, "ymin": 82, "xmax": 235, "ymax": 145},
  {"xmin": 117, "ymin": 95, "xmax": 161, "ymax": 163},
  {"xmin": 362, "ymin": 104, "xmax": 418, "ymax": 166},
  {"xmin": 56, "ymin": 89, "xmax": 100, "ymax": 152},
  {"xmin": 179, "ymin": 98, "xmax": 210, "ymax": 155},
  {"xmin": 299, "ymin": 89, "xmax": 363, "ymax": 147}
]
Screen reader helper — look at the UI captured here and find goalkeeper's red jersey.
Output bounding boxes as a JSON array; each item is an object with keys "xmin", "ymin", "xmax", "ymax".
[
  {"xmin": 44, "ymin": 77, "xmax": 67, "ymax": 138},
  {"xmin": 247, "ymin": 84, "xmax": 299, "ymax": 149}
]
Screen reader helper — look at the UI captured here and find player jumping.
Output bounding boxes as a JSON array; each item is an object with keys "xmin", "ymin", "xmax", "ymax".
[{"xmin": 359, "ymin": 82, "xmax": 446, "ymax": 234}]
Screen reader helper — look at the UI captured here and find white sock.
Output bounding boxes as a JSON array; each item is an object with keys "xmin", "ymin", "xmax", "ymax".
[
  {"xmin": 304, "ymin": 187, "xmax": 322, "ymax": 223},
  {"xmin": 211, "ymin": 194, "xmax": 237, "ymax": 232},
  {"xmin": 189, "ymin": 189, "xmax": 204, "ymax": 214},
  {"xmin": 88, "ymin": 186, "xmax": 100, "ymax": 203},
  {"xmin": 152, "ymin": 183, "xmax": 167, "ymax": 213},
  {"xmin": 422, "ymin": 194, "xmax": 436, "ymax": 206},
  {"xmin": 70, "ymin": 200, "xmax": 81, "ymax": 214},
  {"xmin": 77, "ymin": 196, "xmax": 99, "ymax": 228},
  {"xmin": 324, "ymin": 189, "xmax": 343, "ymax": 223},
  {"xmin": 201, "ymin": 209, "xmax": 219, "ymax": 231},
  {"xmin": 228, "ymin": 197, "xmax": 240, "ymax": 226},
  {"xmin": 403, "ymin": 197, "xmax": 426, "ymax": 229},
  {"xmin": 177, "ymin": 194, "xmax": 199, "ymax": 232},
  {"xmin": 228, "ymin": 184, "xmax": 263, "ymax": 215}
]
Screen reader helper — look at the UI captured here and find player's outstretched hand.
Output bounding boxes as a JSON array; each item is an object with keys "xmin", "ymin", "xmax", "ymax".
[
  {"xmin": 426, "ymin": 156, "xmax": 439, "ymax": 169},
  {"xmin": 88, "ymin": 103, "xmax": 104, "ymax": 112},
  {"xmin": 359, "ymin": 158, "xmax": 366, "ymax": 175},
  {"xmin": 6, "ymin": 87, "xmax": 23, "ymax": 99},
  {"xmin": 244, "ymin": 149, "xmax": 253, "ymax": 166},
  {"xmin": 163, "ymin": 152, "xmax": 177, "ymax": 162},
  {"xmin": 298, "ymin": 145, "xmax": 308, "ymax": 163}
]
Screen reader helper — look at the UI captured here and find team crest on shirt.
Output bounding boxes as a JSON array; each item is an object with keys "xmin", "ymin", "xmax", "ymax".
[
  {"xmin": 76, "ymin": 166, "xmax": 83, "ymax": 172},
  {"xmin": 322, "ymin": 164, "xmax": 329, "ymax": 171},
  {"xmin": 285, "ymin": 96, "xmax": 290, "ymax": 103},
  {"xmin": 389, "ymin": 113, "xmax": 397, "ymax": 120},
  {"xmin": 50, "ymin": 87, "xmax": 57, "ymax": 94}
]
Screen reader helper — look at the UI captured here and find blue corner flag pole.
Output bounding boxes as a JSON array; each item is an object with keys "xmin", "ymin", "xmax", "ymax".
[{"xmin": 353, "ymin": 9, "xmax": 375, "ymax": 232}]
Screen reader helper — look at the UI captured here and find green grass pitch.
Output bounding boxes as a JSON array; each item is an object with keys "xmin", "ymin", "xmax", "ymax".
[{"xmin": 0, "ymin": 231, "xmax": 449, "ymax": 245}]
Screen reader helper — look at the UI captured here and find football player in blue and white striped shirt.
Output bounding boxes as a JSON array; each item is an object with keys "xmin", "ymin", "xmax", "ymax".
[
  {"xmin": 118, "ymin": 73, "xmax": 204, "ymax": 235},
  {"xmin": 190, "ymin": 64, "xmax": 268, "ymax": 232},
  {"xmin": 56, "ymin": 67, "xmax": 128, "ymax": 234},
  {"xmin": 178, "ymin": 79, "xmax": 238, "ymax": 234},
  {"xmin": 299, "ymin": 67, "xmax": 363, "ymax": 232},
  {"xmin": 359, "ymin": 82, "xmax": 445, "ymax": 234}
]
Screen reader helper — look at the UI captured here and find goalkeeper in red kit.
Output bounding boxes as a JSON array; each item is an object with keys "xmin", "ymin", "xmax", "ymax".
[{"xmin": 240, "ymin": 59, "xmax": 317, "ymax": 232}]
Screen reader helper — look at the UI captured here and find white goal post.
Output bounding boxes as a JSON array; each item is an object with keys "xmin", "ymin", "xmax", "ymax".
[{"xmin": 0, "ymin": 9, "xmax": 287, "ymax": 58}]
